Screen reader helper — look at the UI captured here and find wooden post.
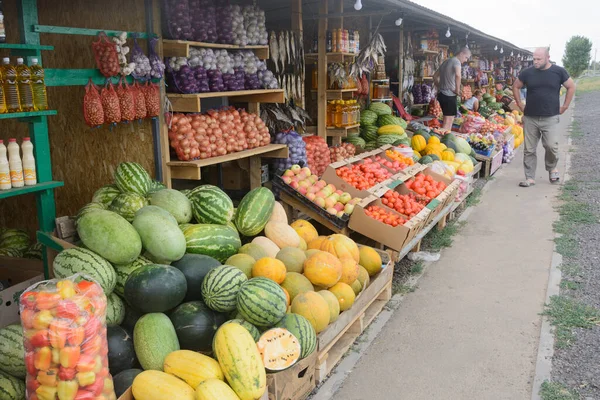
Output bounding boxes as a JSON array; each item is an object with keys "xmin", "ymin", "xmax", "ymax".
[
  {"xmin": 291, "ymin": 0, "xmax": 304, "ymax": 108},
  {"xmin": 317, "ymin": 0, "xmax": 328, "ymax": 139},
  {"xmin": 398, "ymin": 27, "xmax": 404, "ymax": 100}
]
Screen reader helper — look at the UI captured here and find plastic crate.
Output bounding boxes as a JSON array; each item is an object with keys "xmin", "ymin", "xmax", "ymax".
[{"xmin": 473, "ymin": 144, "xmax": 495, "ymax": 157}]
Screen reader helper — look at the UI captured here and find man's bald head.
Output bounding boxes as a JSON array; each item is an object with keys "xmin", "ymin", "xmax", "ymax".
[
  {"xmin": 533, "ymin": 48, "xmax": 550, "ymax": 69},
  {"xmin": 456, "ymin": 47, "xmax": 472, "ymax": 63}
]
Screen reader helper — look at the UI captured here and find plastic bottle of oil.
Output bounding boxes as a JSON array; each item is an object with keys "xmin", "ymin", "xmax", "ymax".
[
  {"xmin": 2, "ymin": 58, "xmax": 20, "ymax": 113},
  {"xmin": 0, "ymin": 66, "xmax": 6, "ymax": 114},
  {"xmin": 29, "ymin": 58, "xmax": 48, "ymax": 111},
  {"xmin": 334, "ymin": 101, "xmax": 343, "ymax": 128},
  {"xmin": 15, "ymin": 58, "xmax": 35, "ymax": 112}
]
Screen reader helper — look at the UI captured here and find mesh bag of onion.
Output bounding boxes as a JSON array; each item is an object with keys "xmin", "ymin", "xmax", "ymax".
[
  {"xmin": 100, "ymin": 80, "xmax": 121, "ymax": 124},
  {"xmin": 163, "ymin": 0, "xmax": 192, "ymax": 40},
  {"xmin": 303, "ymin": 136, "xmax": 330, "ymax": 177},
  {"xmin": 272, "ymin": 130, "xmax": 307, "ymax": 171},
  {"xmin": 168, "ymin": 113, "xmax": 200, "ymax": 161},
  {"xmin": 142, "ymin": 81, "xmax": 160, "ymax": 118},
  {"xmin": 132, "ymin": 81, "xmax": 147, "ymax": 120},
  {"xmin": 92, "ymin": 32, "xmax": 120, "ymax": 78},
  {"xmin": 116, "ymin": 78, "xmax": 136, "ymax": 123},
  {"xmin": 189, "ymin": 0, "xmax": 217, "ymax": 42},
  {"xmin": 83, "ymin": 79, "xmax": 105, "ymax": 128}
]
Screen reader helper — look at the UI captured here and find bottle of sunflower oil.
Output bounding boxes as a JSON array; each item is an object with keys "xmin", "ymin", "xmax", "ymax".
[
  {"xmin": 2, "ymin": 58, "xmax": 20, "ymax": 113},
  {"xmin": 29, "ymin": 58, "xmax": 48, "ymax": 111},
  {"xmin": 15, "ymin": 58, "xmax": 35, "ymax": 111}
]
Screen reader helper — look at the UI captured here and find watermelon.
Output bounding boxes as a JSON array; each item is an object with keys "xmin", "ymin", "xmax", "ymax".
[
  {"xmin": 113, "ymin": 369, "xmax": 143, "ymax": 398},
  {"xmin": 171, "ymin": 254, "xmax": 222, "ymax": 302},
  {"xmin": 359, "ymin": 109, "xmax": 378, "ymax": 125},
  {"xmin": 109, "ymin": 193, "xmax": 149, "ymax": 222},
  {"xmin": 76, "ymin": 202, "xmax": 106, "ymax": 222},
  {"xmin": 23, "ymin": 242, "xmax": 43, "ymax": 260},
  {"xmin": 106, "ymin": 292, "xmax": 126, "ymax": 326},
  {"xmin": 124, "ymin": 264, "xmax": 187, "ymax": 313},
  {"xmin": 183, "ymin": 224, "xmax": 241, "ymax": 263},
  {"xmin": 180, "ymin": 189, "xmax": 192, "ymax": 199},
  {"xmin": 121, "ymin": 303, "xmax": 144, "ymax": 334},
  {"xmin": 107, "ymin": 325, "xmax": 137, "ymax": 375},
  {"xmin": 0, "ymin": 248, "xmax": 22, "ymax": 257},
  {"xmin": 113, "ymin": 256, "xmax": 152, "ymax": 297},
  {"xmin": 201, "ymin": 266, "xmax": 247, "ymax": 312},
  {"xmin": 53, "ymin": 247, "xmax": 117, "ymax": 294},
  {"xmin": 0, "ymin": 370, "xmax": 25, "ymax": 400},
  {"xmin": 360, "ymin": 124, "xmax": 378, "ymax": 142},
  {"xmin": 237, "ymin": 277, "xmax": 288, "ymax": 327},
  {"xmin": 224, "ymin": 319, "xmax": 261, "ymax": 341},
  {"xmin": 377, "ymin": 115, "xmax": 401, "ymax": 127},
  {"xmin": 368, "ymin": 102, "xmax": 392, "ymax": 116},
  {"xmin": 148, "ymin": 180, "xmax": 167, "ymax": 194},
  {"xmin": 149, "ymin": 189, "xmax": 193, "ymax": 224},
  {"xmin": 170, "ymin": 301, "xmax": 228, "ymax": 352},
  {"xmin": 77, "ymin": 209, "xmax": 142, "ymax": 265},
  {"xmin": 114, "ymin": 162, "xmax": 151, "ymax": 195},
  {"xmin": 344, "ymin": 136, "xmax": 366, "ymax": 148},
  {"xmin": 0, "ymin": 229, "xmax": 30, "ymax": 251},
  {"xmin": 190, "ymin": 185, "xmax": 234, "ymax": 225},
  {"xmin": 132, "ymin": 206, "xmax": 186, "ymax": 263},
  {"xmin": 0, "ymin": 324, "xmax": 25, "ymax": 378},
  {"xmin": 234, "ymin": 187, "xmax": 275, "ymax": 237},
  {"xmin": 377, "ymin": 134, "xmax": 406, "ymax": 146},
  {"xmin": 419, "ymin": 155, "xmax": 433, "ymax": 164},
  {"xmin": 364, "ymin": 141, "xmax": 379, "ymax": 151},
  {"xmin": 92, "ymin": 184, "xmax": 121, "ymax": 206},
  {"xmin": 275, "ymin": 313, "xmax": 317, "ymax": 359},
  {"xmin": 133, "ymin": 313, "xmax": 180, "ymax": 371}
]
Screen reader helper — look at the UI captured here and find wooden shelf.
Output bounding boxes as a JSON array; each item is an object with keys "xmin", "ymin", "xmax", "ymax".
[
  {"xmin": 326, "ymin": 123, "xmax": 360, "ymax": 137},
  {"xmin": 311, "ymin": 88, "xmax": 358, "ymax": 100},
  {"xmin": 0, "ymin": 110, "xmax": 57, "ymax": 120},
  {"xmin": 0, "ymin": 181, "xmax": 63, "ymax": 200},
  {"xmin": 414, "ymin": 50, "xmax": 439, "ymax": 57},
  {"xmin": 33, "ymin": 25, "xmax": 149, "ymax": 39},
  {"xmin": 412, "ymin": 103, "xmax": 429, "ymax": 107},
  {"xmin": 371, "ymin": 98, "xmax": 392, "ymax": 102},
  {"xmin": 0, "ymin": 43, "xmax": 53, "ymax": 51},
  {"xmin": 167, "ymin": 144, "xmax": 289, "ymax": 180},
  {"xmin": 167, "ymin": 89, "xmax": 284, "ymax": 112},
  {"xmin": 414, "ymin": 77, "xmax": 433, "ymax": 82},
  {"xmin": 306, "ymin": 52, "xmax": 356, "ymax": 63},
  {"xmin": 162, "ymin": 40, "xmax": 269, "ymax": 59}
]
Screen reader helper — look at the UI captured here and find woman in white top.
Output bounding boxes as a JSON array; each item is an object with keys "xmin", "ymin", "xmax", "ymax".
[{"xmin": 463, "ymin": 90, "xmax": 482, "ymax": 112}]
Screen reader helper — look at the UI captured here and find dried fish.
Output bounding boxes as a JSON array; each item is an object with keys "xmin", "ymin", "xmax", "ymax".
[
  {"xmin": 285, "ymin": 31, "xmax": 291, "ymax": 66},
  {"xmin": 290, "ymin": 31, "xmax": 297, "ymax": 66},
  {"xmin": 350, "ymin": 33, "xmax": 387, "ymax": 78},
  {"xmin": 278, "ymin": 32, "xmax": 287, "ymax": 72},
  {"xmin": 297, "ymin": 75, "xmax": 302, "ymax": 103},
  {"xmin": 282, "ymin": 74, "xmax": 288, "ymax": 100},
  {"xmin": 269, "ymin": 31, "xmax": 279, "ymax": 74}
]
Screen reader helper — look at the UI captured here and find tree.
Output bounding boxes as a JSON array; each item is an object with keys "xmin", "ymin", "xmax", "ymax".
[{"xmin": 562, "ymin": 36, "xmax": 592, "ymax": 77}]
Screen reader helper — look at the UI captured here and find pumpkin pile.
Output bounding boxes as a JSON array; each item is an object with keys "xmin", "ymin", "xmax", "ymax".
[{"xmin": 411, "ymin": 130, "xmax": 477, "ymax": 176}]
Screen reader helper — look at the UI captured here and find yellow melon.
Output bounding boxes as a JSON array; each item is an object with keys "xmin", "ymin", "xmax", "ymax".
[
  {"xmin": 350, "ymin": 279, "xmax": 362, "ymax": 295},
  {"xmin": 339, "ymin": 258, "xmax": 359, "ymax": 285},
  {"xmin": 359, "ymin": 246, "xmax": 383, "ymax": 276},
  {"xmin": 328, "ymin": 282, "xmax": 356, "ymax": 312},
  {"xmin": 225, "ymin": 254, "xmax": 255, "ymax": 278},
  {"xmin": 291, "ymin": 220, "xmax": 319, "ymax": 244},
  {"xmin": 317, "ymin": 290, "xmax": 340, "ymax": 323},
  {"xmin": 252, "ymin": 257, "xmax": 287, "ymax": 284},
  {"xmin": 291, "ymin": 291, "xmax": 330, "ymax": 333},
  {"xmin": 357, "ymin": 265, "xmax": 370, "ymax": 290},
  {"xmin": 276, "ymin": 247, "xmax": 306, "ymax": 273},
  {"xmin": 280, "ymin": 272, "xmax": 314, "ymax": 302},
  {"xmin": 303, "ymin": 252, "xmax": 342, "ymax": 288}
]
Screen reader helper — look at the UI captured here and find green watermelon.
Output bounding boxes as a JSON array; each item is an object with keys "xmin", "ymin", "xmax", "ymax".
[
  {"xmin": 53, "ymin": 247, "xmax": 117, "ymax": 294},
  {"xmin": 419, "ymin": 155, "xmax": 433, "ymax": 164},
  {"xmin": 77, "ymin": 209, "xmax": 142, "ymax": 265},
  {"xmin": 360, "ymin": 124, "xmax": 378, "ymax": 142},
  {"xmin": 106, "ymin": 292, "xmax": 126, "ymax": 326},
  {"xmin": 178, "ymin": 223, "xmax": 193, "ymax": 232},
  {"xmin": 364, "ymin": 141, "xmax": 379, "ymax": 151},
  {"xmin": 0, "ymin": 248, "xmax": 22, "ymax": 257},
  {"xmin": 344, "ymin": 136, "xmax": 366, "ymax": 148},
  {"xmin": 76, "ymin": 202, "xmax": 106, "ymax": 222},
  {"xmin": 92, "ymin": 184, "xmax": 121, "ymax": 206},
  {"xmin": 148, "ymin": 180, "xmax": 167, "ymax": 195},
  {"xmin": 234, "ymin": 187, "xmax": 275, "ymax": 237},
  {"xmin": 377, "ymin": 134, "xmax": 405, "ymax": 146},
  {"xmin": 377, "ymin": 115, "xmax": 401, "ymax": 127},
  {"xmin": 23, "ymin": 242, "xmax": 43, "ymax": 260},
  {"xmin": 0, "ymin": 229, "xmax": 30, "ymax": 252},
  {"xmin": 124, "ymin": 264, "xmax": 187, "ymax": 313},
  {"xmin": 183, "ymin": 224, "xmax": 241, "ymax": 263},
  {"xmin": 368, "ymin": 102, "xmax": 392, "ymax": 116},
  {"xmin": 224, "ymin": 319, "xmax": 261, "ymax": 341},
  {"xmin": 109, "ymin": 193, "xmax": 149, "ymax": 222},
  {"xmin": 359, "ymin": 109, "xmax": 378, "ymax": 125},
  {"xmin": 0, "ymin": 370, "xmax": 25, "ymax": 400},
  {"xmin": 114, "ymin": 162, "xmax": 151, "ymax": 196},
  {"xmin": 236, "ymin": 277, "xmax": 287, "ymax": 327},
  {"xmin": 113, "ymin": 369, "xmax": 143, "ymax": 398},
  {"xmin": 415, "ymin": 129, "xmax": 431, "ymax": 141},
  {"xmin": 132, "ymin": 206, "xmax": 186, "ymax": 263},
  {"xmin": 133, "ymin": 313, "xmax": 180, "ymax": 371},
  {"xmin": 180, "ymin": 189, "xmax": 192, "ymax": 199},
  {"xmin": 393, "ymin": 137, "xmax": 411, "ymax": 146},
  {"xmin": 171, "ymin": 254, "xmax": 222, "ymax": 302},
  {"xmin": 0, "ymin": 324, "xmax": 25, "ymax": 378},
  {"xmin": 107, "ymin": 325, "xmax": 137, "ymax": 375},
  {"xmin": 470, "ymin": 156, "xmax": 478, "ymax": 165},
  {"xmin": 121, "ymin": 303, "xmax": 144, "ymax": 334},
  {"xmin": 201, "ymin": 265, "xmax": 248, "ymax": 312},
  {"xmin": 149, "ymin": 189, "xmax": 193, "ymax": 224},
  {"xmin": 275, "ymin": 313, "xmax": 317, "ymax": 359},
  {"xmin": 113, "ymin": 256, "xmax": 152, "ymax": 297},
  {"xmin": 170, "ymin": 300, "xmax": 228, "ymax": 352},
  {"xmin": 190, "ymin": 185, "xmax": 234, "ymax": 225}
]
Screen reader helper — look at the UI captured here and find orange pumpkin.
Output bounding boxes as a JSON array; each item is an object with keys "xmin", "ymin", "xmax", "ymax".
[
  {"xmin": 318, "ymin": 234, "xmax": 360, "ymax": 263},
  {"xmin": 303, "ymin": 252, "xmax": 342, "ymax": 288},
  {"xmin": 252, "ymin": 257, "xmax": 287, "ymax": 284},
  {"xmin": 291, "ymin": 220, "xmax": 319, "ymax": 245},
  {"xmin": 339, "ymin": 258, "xmax": 359, "ymax": 285}
]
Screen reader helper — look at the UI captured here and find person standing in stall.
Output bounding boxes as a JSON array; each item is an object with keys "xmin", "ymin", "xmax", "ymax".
[{"xmin": 433, "ymin": 47, "xmax": 472, "ymax": 130}]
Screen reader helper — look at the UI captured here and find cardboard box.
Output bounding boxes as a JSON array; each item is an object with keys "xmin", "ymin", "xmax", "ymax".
[
  {"xmin": 0, "ymin": 257, "xmax": 44, "ymax": 327},
  {"xmin": 265, "ymin": 350, "xmax": 317, "ymax": 400},
  {"xmin": 118, "ymin": 388, "xmax": 132, "ymax": 400},
  {"xmin": 349, "ymin": 195, "xmax": 429, "ymax": 251}
]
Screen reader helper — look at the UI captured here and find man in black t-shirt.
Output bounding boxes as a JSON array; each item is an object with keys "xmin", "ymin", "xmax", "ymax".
[{"xmin": 513, "ymin": 48, "xmax": 575, "ymax": 187}]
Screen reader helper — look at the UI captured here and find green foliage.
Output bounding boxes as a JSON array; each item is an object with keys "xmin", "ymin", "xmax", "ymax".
[{"xmin": 562, "ymin": 36, "xmax": 593, "ymax": 78}]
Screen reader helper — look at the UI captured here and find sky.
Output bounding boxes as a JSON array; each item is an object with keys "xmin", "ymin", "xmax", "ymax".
[{"xmin": 413, "ymin": 0, "xmax": 600, "ymax": 66}]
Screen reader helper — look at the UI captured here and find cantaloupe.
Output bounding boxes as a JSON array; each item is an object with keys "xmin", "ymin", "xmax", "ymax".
[
  {"xmin": 290, "ymin": 220, "xmax": 319, "ymax": 244},
  {"xmin": 225, "ymin": 254, "xmax": 255, "ymax": 278},
  {"xmin": 359, "ymin": 246, "xmax": 383, "ymax": 276},
  {"xmin": 303, "ymin": 252, "xmax": 342, "ymax": 288},
  {"xmin": 264, "ymin": 222, "xmax": 301, "ymax": 249},
  {"xmin": 280, "ymin": 272, "xmax": 314, "ymax": 302},
  {"xmin": 291, "ymin": 291, "xmax": 330, "ymax": 333},
  {"xmin": 317, "ymin": 290, "xmax": 340, "ymax": 323},
  {"xmin": 238, "ymin": 243, "xmax": 269, "ymax": 261},
  {"xmin": 276, "ymin": 247, "xmax": 306, "ymax": 273},
  {"xmin": 257, "ymin": 328, "xmax": 301, "ymax": 372},
  {"xmin": 328, "ymin": 282, "xmax": 356, "ymax": 312},
  {"xmin": 339, "ymin": 258, "xmax": 359, "ymax": 285},
  {"xmin": 251, "ymin": 236, "xmax": 280, "ymax": 258},
  {"xmin": 252, "ymin": 257, "xmax": 287, "ymax": 284},
  {"xmin": 269, "ymin": 202, "xmax": 288, "ymax": 224}
]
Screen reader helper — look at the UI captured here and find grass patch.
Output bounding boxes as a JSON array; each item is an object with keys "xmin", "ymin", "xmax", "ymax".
[
  {"xmin": 560, "ymin": 280, "xmax": 580, "ymax": 291},
  {"xmin": 542, "ymin": 295, "xmax": 600, "ymax": 348},
  {"xmin": 410, "ymin": 261, "xmax": 424, "ymax": 275},
  {"xmin": 465, "ymin": 186, "xmax": 483, "ymax": 207},
  {"xmin": 422, "ymin": 221, "xmax": 463, "ymax": 251},
  {"xmin": 576, "ymin": 76, "xmax": 600, "ymax": 93},
  {"xmin": 539, "ymin": 381, "xmax": 579, "ymax": 400},
  {"xmin": 553, "ymin": 179, "xmax": 594, "ymax": 258},
  {"xmin": 555, "ymin": 235, "xmax": 578, "ymax": 259},
  {"xmin": 559, "ymin": 263, "xmax": 582, "ymax": 277},
  {"xmin": 392, "ymin": 282, "xmax": 416, "ymax": 295}
]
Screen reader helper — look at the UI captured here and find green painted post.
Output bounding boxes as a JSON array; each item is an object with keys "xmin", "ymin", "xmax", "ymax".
[{"xmin": 17, "ymin": 0, "xmax": 41, "ymax": 64}]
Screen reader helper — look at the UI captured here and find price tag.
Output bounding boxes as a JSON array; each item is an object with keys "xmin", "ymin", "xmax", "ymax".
[
  {"xmin": 373, "ymin": 186, "xmax": 389, "ymax": 197},
  {"xmin": 426, "ymin": 199, "xmax": 441, "ymax": 210},
  {"xmin": 386, "ymin": 180, "xmax": 404, "ymax": 189}
]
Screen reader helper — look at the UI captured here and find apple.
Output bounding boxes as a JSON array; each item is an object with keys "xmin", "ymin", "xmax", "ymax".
[
  {"xmin": 315, "ymin": 190, "xmax": 326, "ymax": 198},
  {"xmin": 299, "ymin": 180, "xmax": 311, "ymax": 188},
  {"xmin": 308, "ymin": 175, "xmax": 319, "ymax": 184},
  {"xmin": 322, "ymin": 187, "xmax": 333, "ymax": 197},
  {"xmin": 307, "ymin": 192, "xmax": 316, "ymax": 201},
  {"xmin": 297, "ymin": 172, "xmax": 307, "ymax": 181},
  {"xmin": 326, "ymin": 207, "xmax": 338, "ymax": 215},
  {"xmin": 298, "ymin": 186, "xmax": 308, "ymax": 195},
  {"xmin": 283, "ymin": 176, "xmax": 292, "ymax": 184},
  {"xmin": 336, "ymin": 211, "xmax": 345, "ymax": 218},
  {"xmin": 291, "ymin": 164, "xmax": 301, "ymax": 174},
  {"xmin": 349, "ymin": 198, "xmax": 361, "ymax": 205},
  {"xmin": 340, "ymin": 192, "xmax": 352, "ymax": 204},
  {"xmin": 317, "ymin": 180, "xmax": 327, "ymax": 188},
  {"xmin": 334, "ymin": 202, "xmax": 345, "ymax": 212},
  {"xmin": 329, "ymin": 193, "xmax": 340, "ymax": 203},
  {"xmin": 308, "ymin": 186, "xmax": 319, "ymax": 194},
  {"xmin": 324, "ymin": 197, "xmax": 336, "ymax": 209},
  {"xmin": 335, "ymin": 189, "xmax": 343, "ymax": 196},
  {"xmin": 300, "ymin": 167, "xmax": 312, "ymax": 177},
  {"xmin": 283, "ymin": 169, "xmax": 295, "ymax": 177},
  {"xmin": 326, "ymin": 184, "xmax": 337, "ymax": 193},
  {"xmin": 290, "ymin": 181, "xmax": 299, "ymax": 189},
  {"xmin": 344, "ymin": 204, "xmax": 355, "ymax": 214},
  {"xmin": 314, "ymin": 197, "xmax": 326, "ymax": 208}
]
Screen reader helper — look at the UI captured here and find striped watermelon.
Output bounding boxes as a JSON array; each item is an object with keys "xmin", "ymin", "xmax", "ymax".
[
  {"xmin": 344, "ymin": 136, "xmax": 366, "ymax": 148},
  {"xmin": 360, "ymin": 124, "xmax": 378, "ymax": 142},
  {"xmin": 236, "ymin": 277, "xmax": 287, "ymax": 327},
  {"xmin": 53, "ymin": 247, "xmax": 117, "ymax": 294},
  {"xmin": 183, "ymin": 224, "xmax": 241, "ymax": 263},
  {"xmin": 180, "ymin": 189, "xmax": 192, "ymax": 199},
  {"xmin": 178, "ymin": 223, "xmax": 193, "ymax": 232},
  {"xmin": 149, "ymin": 189, "xmax": 193, "ymax": 224},
  {"xmin": 113, "ymin": 256, "xmax": 152, "ymax": 297},
  {"xmin": 234, "ymin": 187, "xmax": 275, "ymax": 237},
  {"xmin": 0, "ymin": 370, "xmax": 25, "ymax": 400},
  {"xmin": 201, "ymin": 266, "xmax": 248, "ymax": 312},
  {"xmin": 190, "ymin": 185, "xmax": 234, "ymax": 225},
  {"xmin": 76, "ymin": 202, "xmax": 106, "ymax": 222},
  {"xmin": 23, "ymin": 242, "xmax": 43, "ymax": 260},
  {"xmin": 0, "ymin": 248, "xmax": 23, "ymax": 257},
  {"xmin": 107, "ymin": 292, "xmax": 126, "ymax": 326},
  {"xmin": 148, "ymin": 180, "xmax": 167, "ymax": 195},
  {"xmin": 0, "ymin": 324, "xmax": 25, "ymax": 378},
  {"xmin": 0, "ymin": 229, "xmax": 31, "ymax": 252},
  {"xmin": 92, "ymin": 184, "xmax": 121, "ymax": 206},
  {"xmin": 225, "ymin": 319, "xmax": 261, "ymax": 342},
  {"xmin": 109, "ymin": 193, "xmax": 149, "ymax": 222},
  {"xmin": 275, "ymin": 313, "xmax": 317, "ymax": 358},
  {"xmin": 114, "ymin": 162, "xmax": 151, "ymax": 195}
]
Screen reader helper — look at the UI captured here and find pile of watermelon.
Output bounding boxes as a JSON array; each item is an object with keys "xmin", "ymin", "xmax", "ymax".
[
  {"xmin": 0, "ymin": 228, "xmax": 42, "ymax": 259},
  {"xmin": 358, "ymin": 103, "xmax": 409, "ymax": 151}
]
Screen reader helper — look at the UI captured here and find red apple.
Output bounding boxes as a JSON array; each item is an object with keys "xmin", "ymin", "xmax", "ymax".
[
  {"xmin": 326, "ymin": 207, "xmax": 338, "ymax": 215},
  {"xmin": 283, "ymin": 176, "xmax": 292, "ymax": 184},
  {"xmin": 290, "ymin": 181, "xmax": 299, "ymax": 189},
  {"xmin": 291, "ymin": 164, "xmax": 301, "ymax": 174},
  {"xmin": 344, "ymin": 204, "xmax": 355, "ymax": 214},
  {"xmin": 324, "ymin": 197, "xmax": 336, "ymax": 209},
  {"xmin": 283, "ymin": 169, "xmax": 295, "ymax": 177},
  {"xmin": 298, "ymin": 186, "xmax": 308, "ymax": 195},
  {"xmin": 307, "ymin": 192, "xmax": 316, "ymax": 201},
  {"xmin": 314, "ymin": 197, "xmax": 326, "ymax": 208},
  {"xmin": 334, "ymin": 202, "xmax": 345, "ymax": 212},
  {"xmin": 300, "ymin": 167, "xmax": 312, "ymax": 177}
]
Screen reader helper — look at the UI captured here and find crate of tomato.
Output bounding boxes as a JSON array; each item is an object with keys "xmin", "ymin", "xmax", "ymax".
[
  {"xmin": 403, "ymin": 168, "xmax": 456, "ymax": 226},
  {"xmin": 321, "ymin": 157, "xmax": 394, "ymax": 199}
]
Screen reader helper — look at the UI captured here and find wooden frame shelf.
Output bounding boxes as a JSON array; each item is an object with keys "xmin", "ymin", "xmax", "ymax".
[
  {"xmin": 306, "ymin": 52, "xmax": 356, "ymax": 63},
  {"xmin": 0, "ymin": 181, "xmax": 63, "ymax": 200},
  {"xmin": 167, "ymin": 144, "xmax": 288, "ymax": 180},
  {"xmin": 0, "ymin": 110, "xmax": 57, "ymax": 120},
  {"xmin": 166, "ymin": 89, "xmax": 285, "ymax": 112},
  {"xmin": 0, "ymin": 43, "xmax": 53, "ymax": 56},
  {"xmin": 414, "ymin": 49, "xmax": 439, "ymax": 57},
  {"xmin": 162, "ymin": 39, "xmax": 269, "ymax": 59},
  {"xmin": 326, "ymin": 123, "xmax": 360, "ymax": 137}
]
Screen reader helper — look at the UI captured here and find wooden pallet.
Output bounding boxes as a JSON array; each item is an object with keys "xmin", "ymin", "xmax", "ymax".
[{"xmin": 315, "ymin": 262, "xmax": 393, "ymax": 384}]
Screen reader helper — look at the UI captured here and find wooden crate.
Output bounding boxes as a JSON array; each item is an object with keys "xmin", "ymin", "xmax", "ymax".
[
  {"xmin": 475, "ymin": 148, "xmax": 503, "ymax": 177},
  {"xmin": 315, "ymin": 255, "xmax": 393, "ymax": 384}
]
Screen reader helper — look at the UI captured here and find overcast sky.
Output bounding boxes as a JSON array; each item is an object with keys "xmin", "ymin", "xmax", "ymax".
[{"xmin": 413, "ymin": 0, "xmax": 600, "ymax": 66}]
